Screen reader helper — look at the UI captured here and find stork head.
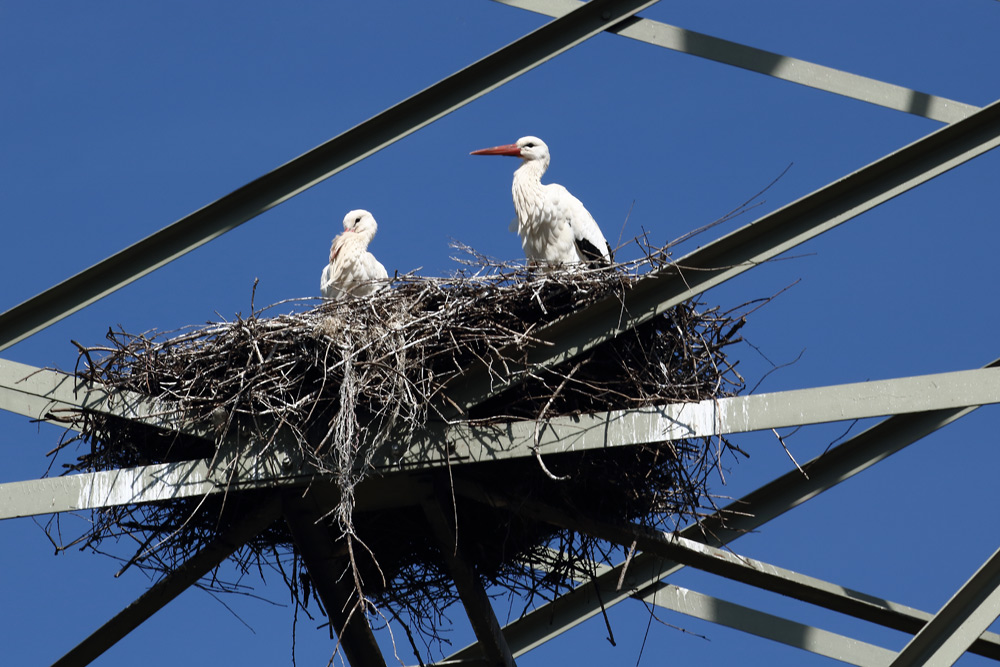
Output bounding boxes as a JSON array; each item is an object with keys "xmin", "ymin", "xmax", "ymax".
[
  {"xmin": 471, "ymin": 136, "xmax": 550, "ymax": 168},
  {"xmin": 342, "ymin": 209, "xmax": 378, "ymax": 236}
]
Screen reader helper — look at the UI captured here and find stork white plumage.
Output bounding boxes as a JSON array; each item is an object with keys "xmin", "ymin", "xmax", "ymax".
[
  {"xmin": 471, "ymin": 136, "xmax": 613, "ymax": 266},
  {"xmin": 320, "ymin": 209, "xmax": 389, "ymax": 299}
]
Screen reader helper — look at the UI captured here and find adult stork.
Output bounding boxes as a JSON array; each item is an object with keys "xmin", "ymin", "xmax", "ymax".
[
  {"xmin": 471, "ymin": 136, "xmax": 613, "ymax": 266},
  {"xmin": 320, "ymin": 209, "xmax": 389, "ymax": 299}
]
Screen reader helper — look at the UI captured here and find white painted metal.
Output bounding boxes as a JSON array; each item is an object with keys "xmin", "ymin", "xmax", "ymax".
[{"xmin": 411, "ymin": 367, "xmax": 1000, "ymax": 469}]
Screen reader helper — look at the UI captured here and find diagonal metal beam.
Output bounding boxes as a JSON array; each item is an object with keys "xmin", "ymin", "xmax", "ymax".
[
  {"xmin": 646, "ymin": 583, "xmax": 896, "ymax": 666},
  {"xmin": 283, "ymin": 491, "xmax": 388, "ymax": 667},
  {"xmin": 890, "ymin": 544, "xmax": 1000, "ymax": 667},
  {"xmin": 50, "ymin": 495, "xmax": 281, "ymax": 667},
  {"xmin": 423, "ymin": 495, "xmax": 517, "ymax": 667},
  {"xmin": 494, "ymin": 494, "xmax": 1000, "ymax": 662},
  {"xmin": 544, "ymin": 548, "xmax": 1000, "ymax": 666},
  {"xmin": 442, "ymin": 358, "xmax": 1000, "ymax": 663},
  {"xmin": 0, "ymin": 0, "xmax": 659, "ymax": 353},
  {"xmin": 548, "ymin": 551, "xmax": 897, "ymax": 667},
  {"xmin": 444, "ymin": 96, "xmax": 1000, "ymax": 414},
  {"xmin": 495, "ymin": 0, "xmax": 978, "ymax": 123}
]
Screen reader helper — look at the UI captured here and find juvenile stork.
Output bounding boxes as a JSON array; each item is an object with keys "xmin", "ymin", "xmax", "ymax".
[
  {"xmin": 471, "ymin": 136, "xmax": 613, "ymax": 266},
  {"xmin": 320, "ymin": 209, "xmax": 388, "ymax": 299}
]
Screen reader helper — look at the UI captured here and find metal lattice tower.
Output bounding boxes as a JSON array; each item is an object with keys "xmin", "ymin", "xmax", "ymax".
[{"xmin": 3, "ymin": 1, "xmax": 1000, "ymax": 665}]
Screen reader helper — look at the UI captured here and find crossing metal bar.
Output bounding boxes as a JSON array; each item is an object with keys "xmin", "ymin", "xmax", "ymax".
[
  {"xmin": 544, "ymin": 551, "xmax": 1000, "ymax": 666},
  {"xmin": 550, "ymin": 559, "xmax": 898, "ymax": 667},
  {"xmin": 495, "ymin": 0, "xmax": 977, "ymax": 123},
  {"xmin": 0, "ymin": 0, "xmax": 659, "ymax": 353},
  {"xmin": 50, "ymin": 496, "xmax": 282, "ymax": 667},
  {"xmin": 283, "ymin": 491, "xmax": 388, "ymax": 667},
  {"xmin": 404, "ymin": 366, "xmax": 1000, "ymax": 470},
  {"xmin": 889, "ymin": 544, "xmax": 1000, "ymax": 667},
  {"xmin": 644, "ymin": 584, "xmax": 896, "ymax": 666},
  {"xmin": 441, "ymin": 359, "xmax": 1000, "ymax": 663},
  {"xmin": 423, "ymin": 495, "xmax": 517, "ymax": 667},
  {"xmin": 6, "ymin": 364, "xmax": 999, "ymax": 520},
  {"xmin": 502, "ymin": 494, "xmax": 1000, "ymax": 661}
]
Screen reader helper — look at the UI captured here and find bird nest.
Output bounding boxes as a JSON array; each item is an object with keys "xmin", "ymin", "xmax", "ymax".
[{"xmin": 50, "ymin": 244, "xmax": 750, "ymax": 659}]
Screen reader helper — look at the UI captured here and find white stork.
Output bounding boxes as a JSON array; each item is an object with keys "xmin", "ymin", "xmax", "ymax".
[
  {"xmin": 471, "ymin": 136, "xmax": 613, "ymax": 266},
  {"xmin": 320, "ymin": 209, "xmax": 389, "ymax": 299}
]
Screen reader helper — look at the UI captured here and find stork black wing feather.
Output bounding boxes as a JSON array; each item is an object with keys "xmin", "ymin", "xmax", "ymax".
[{"xmin": 575, "ymin": 237, "xmax": 613, "ymax": 264}]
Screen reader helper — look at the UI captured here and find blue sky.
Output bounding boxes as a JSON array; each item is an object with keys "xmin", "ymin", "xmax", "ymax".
[{"xmin": 2, "ymin": 1, "xmax": 1000, "ymax": 665}]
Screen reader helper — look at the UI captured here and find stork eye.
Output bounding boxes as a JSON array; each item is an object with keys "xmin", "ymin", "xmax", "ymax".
[
  {"xmin": 355, "ymin": 217, "xmax": 361, "ymax": 223},
  {"xmin": 524, "ymin": 142, "xmax": 535, "ymax": 148}
]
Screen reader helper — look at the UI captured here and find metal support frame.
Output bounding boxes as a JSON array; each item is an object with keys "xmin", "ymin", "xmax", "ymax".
[
  {"xmin": 2, "ymin": 2, "xmax": 997, "ymax": 664},
  {"xmin": 442, "ymin": 358, "xmax": 1000, "ymax": 663},
  {"xmin": 0, "ymin": 357, "xmax": 210, "ymax": 439},
  {"xmin": 4, "ymin": 363, "xmax": 998, "ymax": 521},
  {"xmin": 283, "ymin": 491, "xmax": 389, "ymax": 667},
  {"xmin": 423, "ymin": 494, "xmax": 517, "ymax": 667},
  {"xmin": 490, "ymin": 493, "xmax": 1000, "ymax": 661},
  {"xmin": 890, "ymin": 544, "xmax": 1000, "ymax": 667},
  {"xmin": 640, "ymin": 583, "xmax": 897, "ymax": 667},
  {"xmin": 495, "ymin": 0, "xmax": 978, "ymax": 123},
  {"xmin": 50, "ymin": 496, "xmax": 282, "ymax": 667},
  {"xmin": 553, "ymin": 554, "xmax": 897, "ymax": 666}
]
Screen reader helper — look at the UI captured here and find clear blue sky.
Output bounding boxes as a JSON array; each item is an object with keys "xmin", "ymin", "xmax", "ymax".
[{"xmin": 2, "ymin": 1, "xmax": 1000, "ymax": 665}]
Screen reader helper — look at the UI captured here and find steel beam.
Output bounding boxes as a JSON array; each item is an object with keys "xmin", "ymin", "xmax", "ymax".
[
  {"xmin": 405, "ymin": 366, "xmax": 1000, "ymax": 470},
  {"xmin": 11, "ymin": 352, "xmax": 999, "ymax": 452},
  {"xmin": 283, "ymin": 491, "xmax": 388, "ymax": 667},
  {"xmin": 1, "ymin": 459, "xmax": 216, "ymax": 520},
  {"xmin": 444, "ymin": 96, "xmax": 1000, "ymax": 414},
  {"xmin": 890, "ymin": 544, "xmax": 1000, "ymax": 667},
  {"xmin": 460, "ymin": 486, "xmax": 1000, "ymax": 661},
  {"xmin": 0, "ymin": 0, "xmax": 659, "ymax": 352},
  {"xmin": 495, "ymin": 0, "xmax": 977, "ymax": 123},
  {"xmin": 442, "ymin": 359, "xmax": 1000, "ymax": 663},
  {"xmin": 7, "ymin": 364, "xmax": 999, "ymax": 520},
  {"xmin": 423, "ymin": 495, "xmax": 517, "ymax": 667},
  {"xmin": 547, "ymin": 553, "xmax": 897, "ymax": 666},
  {"xmin": 50, "ymin": 495, "xmax": 281, "ymax": 667},
  {"xmin": 639, "ymin": 582, "xmax": 895, "ymax": 666}
]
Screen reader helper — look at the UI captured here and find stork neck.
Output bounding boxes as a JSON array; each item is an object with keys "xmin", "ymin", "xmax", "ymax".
[
  {"xmin": 512, "ymin": 159, "xmax": 546, "ymax": 222},
  {"xmin": 514, "ymin": 157, "xmax": 546, "ymax": 186}
]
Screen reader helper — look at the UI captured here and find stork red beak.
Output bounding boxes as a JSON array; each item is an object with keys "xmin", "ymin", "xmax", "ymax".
[{"xmin": 470, "ymin": 143, "xmax": 522, "ymax": 157}]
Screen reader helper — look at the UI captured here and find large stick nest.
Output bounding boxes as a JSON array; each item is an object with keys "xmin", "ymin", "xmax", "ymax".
[{"xmin": 53, "ymin": 244, "xmax": 749, "ymax": 656}]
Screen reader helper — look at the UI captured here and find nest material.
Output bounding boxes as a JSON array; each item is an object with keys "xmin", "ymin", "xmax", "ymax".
[{"xmin": 56, "ymin": 246, "xmax": 748, "ymax": 656}]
